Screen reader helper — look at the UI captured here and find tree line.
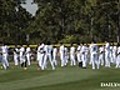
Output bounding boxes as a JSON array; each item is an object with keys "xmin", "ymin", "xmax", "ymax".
[{"xmin": 0, "ymin": 0, "xmax": 120, "ymax": 45}]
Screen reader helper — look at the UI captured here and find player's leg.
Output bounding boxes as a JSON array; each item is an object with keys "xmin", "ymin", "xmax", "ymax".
[
  {"xmin": 26, "ymin": 55, "xmax": 31, "ymax": 66},
  {"xmin": 73, "ymin": 55, "xmax": 76, "ymax": 66},
  {"xmin": 60, "ymin": 54, "xmax": 65, "ymax": 67},
  {"xmin": 48, "ymin": 54, "xmax": 55, "ymax": 70},
  {"xmin": 53, "ymin": 53, "xmax": 58, "ymax": 66},
  {"xmin": 91, "ymin": 54, "xmax": 95, "ymax": 69},
  {"xmin": 95, "ymin": 54, "xmax": 100, "ymax": 69},
  {"xmin": 14, "ymin": 55, "xmax": 18, "ymax": 66},
  {"xmin": 3, "ymin": 54, "xmax": 9, "ymax": 67}
]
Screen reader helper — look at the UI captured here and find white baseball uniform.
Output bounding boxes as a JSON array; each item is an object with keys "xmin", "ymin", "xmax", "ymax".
[{"xmin": 70, "ymin": 46, "xmax": 76, "ymax": 66}]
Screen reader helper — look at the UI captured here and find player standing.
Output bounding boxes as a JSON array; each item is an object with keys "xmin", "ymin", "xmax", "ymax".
[
  {"xmin": 1, "ymin": 44, "xmax": 9, "ymax": 68},
  {"xmin": 43, "ymin": 42, "xmax": 55, "ymax": 70},
  {"xmin": 59, "ymin": 43, "xmax": 65, "ymax": 67},
  {"xmin": 70, "ymin": 44, "xmax": 76, "ymax": 66},
  {"xmin": 37, "ymin": 43, "xmax": 45, "ymax": 70},
  {"xmin": 99, "ymin": 45, "xmax": 105, "ymax": 66},
  {"xmin": 25, "ymin": 45, "xmax": 31, "ymax": 66},
  {"xmin": 53, "ymin": 46, "xmax": 58, "ymax": 66},
  {"xmin": 105, "ymin": 41, "xmax": 111, "ymax": 68},
  {"xmin": 115, "ymin": 43, "xmax": 120, "ymax": 68},
  {"xmin": 13, "ymin": 45, "xmax": 19, "ymax": 66}
]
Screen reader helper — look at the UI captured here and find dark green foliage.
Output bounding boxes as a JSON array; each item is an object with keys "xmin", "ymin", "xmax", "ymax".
[
  {"xmin": 29, "ymin": 0, "xmax": 119, "ymax": 44},
  {"xmin": 0, "ymin": 0, "xmax": 32, "ymax": 44},
  {"xmin": 0, "ymin": 0, "xmax": 119, "ymax": 44}
]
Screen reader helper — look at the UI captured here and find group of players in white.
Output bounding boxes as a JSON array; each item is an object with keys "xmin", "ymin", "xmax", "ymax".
[{"xmin": 0, "ymin": 41, "xmax": 120, "ymax": 70}]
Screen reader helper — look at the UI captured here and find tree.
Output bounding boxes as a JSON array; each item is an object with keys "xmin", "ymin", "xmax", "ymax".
[
  {"xmin": 0, "ymin": 0, "xmax": 119, "ymax": 44},
  {"xmin": 0, "ymin": 0, "xmax": 32, "ymax": 44}
]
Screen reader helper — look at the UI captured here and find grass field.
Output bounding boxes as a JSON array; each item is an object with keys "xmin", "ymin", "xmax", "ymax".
[{"xmin": 0, "ymin": 62, "xmax": 120, "ymax": 90}]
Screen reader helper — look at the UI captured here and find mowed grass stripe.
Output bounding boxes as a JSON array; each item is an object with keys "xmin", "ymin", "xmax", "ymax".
[
  {"xmin": 0, "ymin": 64, "xmax": 120, "ymax": 90},
  {"xmin": 21, "ymin": 68, "xmax": 120, "ymax": 90},
  {"xmin": 0, "ymin": 66, "xmax": 98, "ymax": 90},
  {"xmin": 0, "ymin": 64, "xmax": 52, "ymax": 83}
]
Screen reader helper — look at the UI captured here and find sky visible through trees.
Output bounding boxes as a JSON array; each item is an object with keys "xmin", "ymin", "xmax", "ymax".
[{"xmin": 0, "ymin": 0, "xmax": 119, "ymax": 44}]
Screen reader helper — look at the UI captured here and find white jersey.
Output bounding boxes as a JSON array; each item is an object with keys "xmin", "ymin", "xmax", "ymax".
[
  {"xmin": 99, "ymin": 46, "xmax": 104, "ymax": 53},
  {"xmin": 77, "ymin": 46, "xmax": 81, "ymax": 51},
  {"xmin": 1, "ymin": 46, "xmax": 5, "ymax": 54},
  {"xmin": 89, "ymin": 44, "xmax": 98, "ymax": 54},
  {"xmin": 84, "ymin": 46, "xmax": 89, "ymax": 55},
  {"xmin": 80, "ymin": 45, "xmax": 86, "ymax": 54},
  {"xmin": 19, "ymin": 47, "xmax": 25, "ymax": 56},
  {"xmin": 110, "ymin": 46, "xmax": 113, "ymax": 52},
  {"xmin": 14, "ymin": 48, "xmax": 19, "ymax": 56},
  {"xmin": 26, "ymin": 47, "xmax": 31, "ymax": 55},
  {"xmin": 105, "ymin": 43, "xmax": 110, "ymax": 52},
  {"xmin": 53, "ymin": 48, "xmax": 57, "ymax": 55},
  {"xmin": 117, "ymin": 46, "xmax": 120, "ymax": 54},
  {"xmin": 37, "ymin": 44, "xmax": 45, "ymax": 54},
  {"xmin": 48, "ymin": 45, "xmax": 53, "ymax": 54},
  {"xmin": 1, "ymin": 45, "xmax": 8, "ymax": 54},
  {"xmin": 26, "ymin": 47, "xmax": 30, "ymax": 52},
  {"xmin": 44, "ymin": 45, "xmax": 49, "ymax": 54},
  {"xmin": 89, "ymin": 44, "xmax": 94, "ymax": 53},
  {"xmin": 77, "ymin": 45, "xmax": 81, "ymax": 54},
  {"xmin": 113, "ymin": 46, "xmax": 117, "ymax": 53},
  {"xmin": 59, "ymin": 45, "xmax": 65, "ymax": 54},
  {"xmin": 70, "ymin": 46, "xmax": 75, "ymax": 55}
]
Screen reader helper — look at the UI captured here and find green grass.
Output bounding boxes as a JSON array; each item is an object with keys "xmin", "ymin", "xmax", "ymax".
[{"xmin": 0, "ymin": 62, "xmax": 120, "ymax": 90}]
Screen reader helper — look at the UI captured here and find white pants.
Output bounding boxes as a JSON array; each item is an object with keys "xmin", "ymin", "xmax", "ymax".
[
  {"xmin": 38, "ymin": 54, "xmax": 44, "ymax": 69},
  {"xmin": 91, "ymin": 53, "xmax": 99, "ymax": 69},
  {"xmin": 14, "ymin": 55, "xmax": 19, "ymax": 65},
  {"xmin": 26, "ymin": 54, "xmax": 31, "ymax": 66},
  {"xmin": 70, "ymin": 54, "xmax": 76, "ymax": 66},
  {"xmin": 64, "ymin": 55, "xmax": 69, "ymax": 66},
  {"xmin": 113, "ymin": 52, "xmax": 116, "ymax": 64},
  {"xmin": 77, "ymin": 53, "xmax": 81, "ymax": 63},
  {"xmin": 60, "ymin": 53, "xmax": 65, "ymax": 67},
  {"xmin": 89, "ymin": 53, "xmax": 92, "ymax": 65},
  {"xmin": 105, "ymin": 52, "xmax": 110, "ymax": 67},
  {"xmin": 37, "ymin": 53, "xmax": 40, "ymax": 61},
  {"xmin": 110, "ymin": 52, "xmax": 114, "ymax": 63},
  {"xmin": 53, "ymin": 53, "xmax": 57, "ymax": 66},
  {"xmin": 115, "ymin": 55, "xmax": 120, "ymax": 68},
  {"xmin": 0, "ymin": 55, "xmax": 7, "ymax": 70},
  {"xmin": 3, "ymin": 54, "xmax": 9, "ymax": 67},
  {"xmin": 20, "ymin": 55, "xmax": 26, "ymax": 64},
  {"xmin": 81, "ymin": 54, "xmax": 86, "ymax": 68},
  {"xmin": 42, "ymin": 53, "xmax": 55, "ymax": 70},
  {"xmin": 85, "ymin": 53, "xmax": 89, "ymax": 64},
  {"xmin": 99, "ymin": 53, "xmax": 104, "ymax": 66}
]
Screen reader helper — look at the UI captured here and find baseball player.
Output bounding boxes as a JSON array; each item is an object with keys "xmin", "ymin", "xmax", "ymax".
[
  {"xmin": 1, "ymin": 44, "xmax": 9, "ymax": 68},
  {"xmin": 113, "ymin": 44, "xmax": 117, "ymax": 64},
  {"xmin": 53, "ymin": 46, "xmax": 58, "ymax": 66},
  {"xmin": 105, "ymin": 41, "xmax": 111, "ymax": 67},
  {"xmin": 80, "ymin": 43, "xmax": 87, "ymax": 68},
  {"xmin": 64, "ymin": 46, "xmax": 69, "ymax": 66},
  {"xmin": 19, "ymin": 45, "xmax": 25, "ymax": 67},
  {"xmin": 25, "ymin": 45, "xmax": 31, "ymax": 66},
  {"xmin": 0, "ymin": 46, "xmax": 7, "ymax": 70},
  {"xmin": 109, "ymin": 44, "xmax": 114, "ymax": 63},
  {"xmin": 89, "ymin": 42, "xmax": 99, "ymax": 69},
  {"xmin": 43, "ymin": 42, "xmax": 55, "ymax": 70},
  {"xmin": 77, "ymin": 43, "xmax": 81, "ymax": 63},
  {"xmin": 115, "ymin": 43, "xmax": 120, "ymax": 68},
  {"xmin": 37, "ymin": 43, "xmax": 45, "ymax": 70},
  {"xmin": 13, "ymin": 45, "xmax": 19, "ymax": 66},
  {"xmin": 99, "ymin": 45, "xmax": 105, "ymax": 66},
  {"xmin": 59, "ymin": 43, "xmax": 65, "ymax": 67},
  {"xmin": 70, "ymin": 44, "xmax": 76, "ymax": 66}
]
